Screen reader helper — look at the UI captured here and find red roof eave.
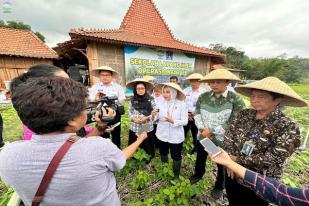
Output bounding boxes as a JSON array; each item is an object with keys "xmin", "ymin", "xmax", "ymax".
[
  {"xmin": 0, "ymin": 52, "xmax": 58, "ymax": 59},
  {"xmin": 69, "ymin": 32, "xmax": 225, "ymax": 62}
]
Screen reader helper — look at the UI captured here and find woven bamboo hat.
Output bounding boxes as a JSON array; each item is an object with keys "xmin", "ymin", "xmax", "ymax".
[
  {"xmin": 126, "ymin": 78, "xmax": 154, "ymax": 92},
  {"xmin": 90, "ymin": 66, "xmax": 119, "ymax": 77},
  {"xmin": 235, "ymin": 77, "xmax": 308, "ymax": 107},
  {"xmin": 143, "ymin": 75, "xmax": 155, "ymax": 82},
  {"xmin": 155, "ymin": 82, "xmax": 186, "ymax": 100},
  {"xmin": 200, "ymin": 69, "xmax": 240, "ymax": 82},
  {"xmin": 185, "ymin": 73, "xmax": 204, "ymax": 81}
]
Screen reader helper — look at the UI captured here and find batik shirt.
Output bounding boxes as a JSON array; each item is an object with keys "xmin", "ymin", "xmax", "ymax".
[
  {"xmin": 224, "ymin": 108, "xmax": 301, "ymax": 180},
  {"xmin": 128, "ymin": 97, "xmax": 156, "ymax": 134},
  {"xmin": 194, "ymin": 90, "xmax": 244, "ymax": 146}
]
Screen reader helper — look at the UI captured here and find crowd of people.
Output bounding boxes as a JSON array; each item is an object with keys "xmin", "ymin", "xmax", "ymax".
[{"xmin": 0, "ymin": 64, "xmax": 308, "ymax": 206}]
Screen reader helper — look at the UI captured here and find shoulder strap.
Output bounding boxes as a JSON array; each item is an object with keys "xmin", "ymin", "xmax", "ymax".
[{"xmin": 31, "ymin": 135, "xmax": 80, "ymax": 206}]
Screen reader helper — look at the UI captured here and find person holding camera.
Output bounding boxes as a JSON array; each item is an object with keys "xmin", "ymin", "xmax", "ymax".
[
  {"xmin": 223, "ymin": 77, "xmax": 307, "ymax": 206},
  {"xmin": 0, "ymin": 76, "xmax": 148, "ymax": 206},
  {"xmin": 10, "ymin": 64, "xmax": 103, "ymax": 139},
  {"xmin": 154, "ymin": 83, "xmax": 188, "ymax": 178},
  {"xmin": 189, "ymin": 69, "xmax": 244, "ymax": 200},
  {"xmin": 127, "ymin": 78, "xmax": 156, "ymax": 160},
  {"xmin": 89, "ymin": 66, "xmax": 126, "ymax": 148}
]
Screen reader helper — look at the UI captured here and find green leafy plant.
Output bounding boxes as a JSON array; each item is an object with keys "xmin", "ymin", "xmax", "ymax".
[
  {"xmin": 131, "ymin": 170, "xmax": 151, "ymax": 190},
  {"xmin": 155, "ymin": 162, "xmax": 174, "ymax": 181}
]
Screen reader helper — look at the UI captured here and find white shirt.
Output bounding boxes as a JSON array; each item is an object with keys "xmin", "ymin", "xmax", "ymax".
[
  {"xmin": 89, "ymin": 81, "xmax": 125, "ymax": 102},
  {"xmin": 0, "ymin": 133, "xmax": 126, "ymax": 206},
  {"xmin": 155, "ymin": 99, "xmax": 188, "ymax": 144},
  {"xmin": 183, "ymin": 86, "xmax": 206, "ymax": 113},
  {"xmin": 152, "ymin": 95, "xmax": 164, "ymax": 108}
]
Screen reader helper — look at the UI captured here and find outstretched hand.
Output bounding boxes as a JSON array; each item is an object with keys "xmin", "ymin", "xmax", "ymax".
[
  {"xmin": 209, "ymin": 148, "xmax": 235, "ymax": 179},
  {"xmin": 137, "ymin": 132, "xmax": 148, "ymax": 141}
]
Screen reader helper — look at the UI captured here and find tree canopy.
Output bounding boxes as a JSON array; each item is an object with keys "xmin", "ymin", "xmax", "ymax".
[{"xmin": 209, "ymin": 43, "xmax": 309, "ymax": 83}]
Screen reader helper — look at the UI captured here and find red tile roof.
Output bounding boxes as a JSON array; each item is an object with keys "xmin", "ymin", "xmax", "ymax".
[
  {"xmin": 69, "ymin": 0, "xmax": 224, "ymax": 63},
  {"xmin": 0, "ymin": 27, "xmax": 58, "ymax": 59}
]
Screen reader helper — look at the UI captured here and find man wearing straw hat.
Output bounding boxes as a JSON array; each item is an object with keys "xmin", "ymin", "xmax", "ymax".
[
  {"xmin": 183, "ymin": 73, "xmax": 206, "ymax": 153},
  {"xmin": 189, "ymin": 69, "xmax": 244, "ymax": 200},
  {"xmin": 89, "ymin": 66, "xmax": 126, "ymax": 148},
  {"xmin": 223, "ymin": 77, "xmax": 307, "ymax": 206}
]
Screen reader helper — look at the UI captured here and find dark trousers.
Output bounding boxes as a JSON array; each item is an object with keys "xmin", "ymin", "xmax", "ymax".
[
  {"xmin": 184, "ymin": 119, "xmax": 198, "ymax": 152},
  {"xmin": 158, "ymin": 139, "xmax": 183, "ymax": 161},
  {"xmin": 102, "ymin": 113, "xmax": 121, "ymax": 148},
  {"xmin": 0, "ymin": 113, "xmax": 3, "ymax": 144},
  {"xmin": 128, "ymin": 130, "xmax": 155, "ymax": 157},
  {"xmin": 194, "ymin": 141, "xmax": 225, "ymax": 190},
  {"xmin": 226, "ymin": 177, "xmax": 268, "ymax": 206}
]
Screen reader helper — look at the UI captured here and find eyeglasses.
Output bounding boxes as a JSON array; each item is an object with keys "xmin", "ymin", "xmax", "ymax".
[{"xmin": 100, "ymin": 74, "xmax": 112, "ymax": 77}]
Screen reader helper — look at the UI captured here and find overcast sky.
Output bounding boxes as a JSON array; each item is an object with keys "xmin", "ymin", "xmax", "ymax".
[{"xmin": 1, "ymin": 0, "xmax": 309, "ymax": 58}]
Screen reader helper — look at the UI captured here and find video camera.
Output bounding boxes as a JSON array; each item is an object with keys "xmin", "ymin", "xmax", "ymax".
[{"xmin": 86, "ymin": 96, "xmax": 125, "ymax": 124}]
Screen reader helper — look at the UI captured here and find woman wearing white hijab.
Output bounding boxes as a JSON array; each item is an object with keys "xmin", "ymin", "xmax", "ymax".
[{"xmin": 154, "ymin": 83, "xmax": 188, "ymax": 178}]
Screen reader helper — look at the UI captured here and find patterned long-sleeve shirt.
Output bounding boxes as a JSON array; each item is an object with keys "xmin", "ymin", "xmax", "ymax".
[
  {"xmin": 194, "ymin": 90, "xmax": 244, "ymax": 146},
  {"xmin": 128, "ymin": 97, "xmax": 156, "ymax": 134},
  {"xmin": 244, "ymin": 170, "xmax": 309, "ymax": 206},
  {"xmin": 224, "ymin": 108, "xmax": 301, "ymax": 180}
]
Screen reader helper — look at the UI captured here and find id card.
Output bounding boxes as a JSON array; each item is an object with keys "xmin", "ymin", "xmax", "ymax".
[{"xmin": 241, "ymin": 141, "xmax": 255, "ymax": 156}]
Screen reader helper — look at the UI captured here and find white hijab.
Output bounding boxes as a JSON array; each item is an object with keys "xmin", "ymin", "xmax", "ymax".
[
  {"xmin": 162, "ymin": 86, "xmax": 177, "ymax": 100},
  {"xmin": 162, "ymin": 86, "xmax": 177, "ymax": 114}
]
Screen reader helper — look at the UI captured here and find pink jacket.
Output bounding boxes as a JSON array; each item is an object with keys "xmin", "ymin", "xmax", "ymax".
[{"xmin": 22, "ymin": 125, "xmax": 94, "ymax": 140}]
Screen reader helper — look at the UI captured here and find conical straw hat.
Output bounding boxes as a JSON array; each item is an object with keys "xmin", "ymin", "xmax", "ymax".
[
  {"xmin": 90, "ymin": 66, "xmax": 119, "ymax": 77},
  {"xmin": 235, "ymin": 77, "xmax": 308, "ymax": 107},
  {"xmin": 200, "ymin": 69, "xmax": 240, "ymax": 82},
  {"xmin": 185, "ymin": 73, "xmax": 204, "ymax": 81},
  {"xmin": 126, "ymin": 78, "xmax": 154, "ymax": 92},
  {"xmin": 143, "ymin": 75, "xmax": 155, "ymax": 82},
  {"xmin": 155, "ymin": 82, "xmax": 186, "ymax": 101}
]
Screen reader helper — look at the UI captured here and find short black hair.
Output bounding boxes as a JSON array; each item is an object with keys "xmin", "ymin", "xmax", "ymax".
[
  {"xmin": 12, "ymin": 76, "xmax": 87, "ymax": 134},
  {"xmin": 10, "ymin": 64, "xmax": 65, "ymax": 94},
  {"xmin": 170, "ymin": 76, "xmax": 178, "ymax": 81}
]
